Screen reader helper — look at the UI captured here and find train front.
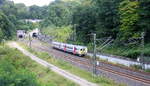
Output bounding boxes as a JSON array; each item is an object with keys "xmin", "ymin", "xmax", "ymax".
[{"xmin": 78, "ymin": 46, "xmax": 88, "ymax": 56}]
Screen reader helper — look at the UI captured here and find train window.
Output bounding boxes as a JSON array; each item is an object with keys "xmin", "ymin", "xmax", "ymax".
[
  {"xmin": 67, "ymin": 46, "xmax": 73, "ymax": 49},
  {"xmin": 74, "ymin": 47, "xmax": 77, "ymax": 50},
  {"xmin": 80, "ymin": 48, "xmax": 85, "ymax": 51},
  {"xmin": 19, "ymin": 35, "xmax": 23, "ymax": 38}
]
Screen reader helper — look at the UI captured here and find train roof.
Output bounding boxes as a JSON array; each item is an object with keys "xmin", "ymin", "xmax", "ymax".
[{"xmin": 52, "ymin": 41, "xmax": 87, "ymax": 48}]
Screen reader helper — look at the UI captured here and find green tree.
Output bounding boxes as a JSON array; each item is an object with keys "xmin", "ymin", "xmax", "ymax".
[
  {"xmin": 72, "ymin": 0, "xmax": 121, "ymax": 43},
  {"xmin": 139, "ymin": 0, "xmax": 150, "ymax": 42},
  {"xmin": 0, "ymin": 0, "xmax": 18, "ymax": 28},
  {"xmin": 0, "ymin": 54, "xmax": 40, "ymax": 86},
  {"xmin": 0, "ymin": 12, "xmax": 15, "ymax": 39},
  {"xmin": 41, "ymin": 0, "xmax": 78, "ymax": 27},
  {"xmin": 0, "ymin": 28, "xmax": 3, "ymax": 42},
  {"xmin": 28, "ymin": 5, "xmax": 48, "ymax": 19},
  {"xmin": 95, "ymin": 0, "xmax": 121, "ymax": 39},
  {"xmin": 118, "ymin": 0, "xmax": 140, "ymax": 41},
  {"xmin": 72, "ymin": 0, "xmax": 96, "ymax": 43},
  {"xmin": 15, "ymin": 3, "xmax": 28, "ymax": 19}
]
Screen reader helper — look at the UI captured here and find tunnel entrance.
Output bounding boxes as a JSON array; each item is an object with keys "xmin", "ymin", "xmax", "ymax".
[
  {"xmin": 18, "ymin": 35, "xmax": 23, "ymax": 38},
  {"xmin": 32, "ymin": 33, "xmax": 37, "ymax": 38}
]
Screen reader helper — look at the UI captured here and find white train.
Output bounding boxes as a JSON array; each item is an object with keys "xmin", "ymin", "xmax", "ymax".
[{"xmin": 52, "ymin": 42, "xmax": 88, "ymax": 56}]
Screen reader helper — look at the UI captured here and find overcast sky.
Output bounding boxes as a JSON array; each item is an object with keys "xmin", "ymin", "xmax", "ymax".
[{"xmin": 12, "ymin": 0, "xmax": 55, "ymax": 6}]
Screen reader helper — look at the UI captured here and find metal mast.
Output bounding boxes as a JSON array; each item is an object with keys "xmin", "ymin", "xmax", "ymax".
[{"xmin": 93, "ymin": 33, "xmax": 97, "ymax": 76}]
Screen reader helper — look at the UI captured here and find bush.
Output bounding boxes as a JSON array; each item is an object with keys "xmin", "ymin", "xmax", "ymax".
[
  {"xmin": 98, "ymin": 43, "xmax": 150, "ymax": 60},
  {"xmin": 145, "ymin": 69, "xmax": 150, "ymax": 73},
  {"xmin": 122, "ymin": 49, "xmax": 140, "ymax": 59},
  {"xmin": 0, "ymin": 46, "xmax": 40, "ymax": 86},
  {"xmin": 42, "ymin": 26, "xmax": 73, "ymax": 42},
  {"xmin": 130, "ymin": 65, "xmax": 142, "ymax": 70}
]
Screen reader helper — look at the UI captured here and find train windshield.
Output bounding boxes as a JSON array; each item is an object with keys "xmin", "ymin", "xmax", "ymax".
[{"xmin": 80, "ymin": 48, "xmax": 85, "ymax": 51}]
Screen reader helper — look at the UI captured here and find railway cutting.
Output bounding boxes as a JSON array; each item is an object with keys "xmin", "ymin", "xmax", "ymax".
[
  {"xmin": 8, "ymin": 42, "xmax": 98, "ymax": 86},
  {"xmin": 20, "ymin": 39, "xmax": 150, "ymax": 86}
]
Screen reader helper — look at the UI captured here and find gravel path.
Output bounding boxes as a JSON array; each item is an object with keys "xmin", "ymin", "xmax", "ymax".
[{"xmin": 7, "ymin": 42, "xmax": 98, "ymax": 86}]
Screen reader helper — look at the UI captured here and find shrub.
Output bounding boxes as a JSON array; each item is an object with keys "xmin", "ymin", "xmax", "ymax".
[
  {"xmin": 42, "ymin": 26, "xmax": 73, "ymax": 42},
  {"xmin": 0, "ymin": 46, "xmax": 40, "ymax": 86},
  {"xmin": 130, "ymin": 65, "xmax": 142, "ymax": 70}
]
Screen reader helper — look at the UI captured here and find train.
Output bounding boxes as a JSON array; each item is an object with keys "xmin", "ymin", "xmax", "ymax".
[{"xmin": 52, "ymin": 42, "xmax": 88, "ymax": 56}]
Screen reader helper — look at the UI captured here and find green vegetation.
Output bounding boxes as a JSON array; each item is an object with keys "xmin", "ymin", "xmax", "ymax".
[
  {"xmin": 39, "ymin": 0, "xmax": 150, "ymax": 60},
  {"xmin": 0, "ymin": 0, "xmax": 48, "ymax": 42},
  {"xmin": 1, "ymin": 0, "xmax": 150, "ymax": 59},
  {"xmin": 0, "ymin": 0, "xmax": 150, "ymax": 59},
  {"xmin": 145, "ymin": 69, "xmax": 150, "ymax": 73},
  {"xmin": 28, "ymin": 5, "xmax": 48, "ymax": 19},
  {"xmin": 40, "ymin": 0, "xmax": 78, "ymax": 27},
  {"xmin": 26, "ymin": 56, "xmax": 78, "ymax": 86},
  {"xmin": 19, "ymin": 42, "xmax": 125, "ymax": 86},
  {"xmin": 100, "ymin": 44, "xmax": 150, "ymax": 60},
  {"xmin": 119, "ymin": 0, "xmax": 140, "ymax": 41},
  {"xmin": 1, "ymin": 0, "xmax": 149, "ymax": 85},
  {"xmin": 130, "ymin": 65, "xmax": 142, "ymax": 70},
  {"xmin": 0, "ymin": 45, "xmax": 40, "ymax": 86},
  {"xmin": 0, "ymin": 44, "xmax": 78, "ymax": 86},
  {"xmin": 16, "ymin": 20, "xmax": 39, "ymax": 31},
  {"xmin": 87, "ymin": 40, "xmax": 150, "ymax": 60},
  {"xmin": 42, "ymin": 26, "xmax": 73, "ymax": 42},
  {"xmin": 0, "ymin": 12, "xmax": 15, "ymax": 41}
]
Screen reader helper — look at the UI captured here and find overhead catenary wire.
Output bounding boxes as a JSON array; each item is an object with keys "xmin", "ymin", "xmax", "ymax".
[
  {"xmin": 98, "ymin": 36, "xmax": 112, "ymax": 48},
  {"xmin": 97, "ymin": 39, "xmax": 114, "ymax": 51}
]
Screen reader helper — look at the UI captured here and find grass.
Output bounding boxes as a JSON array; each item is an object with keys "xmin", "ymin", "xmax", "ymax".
[
  {"xmin": 145, "ymin": 69, "xmax": 150, "ymax": 72},
  {"xmin": 2, "ymin": 43, "xmax": 78, "ymax": 86},
  {"xmin": 28, "ymin": 59, "xmax": 78, "ymax": 86},
  {"xmin": 42, "ymin": 26, "xmax": 73, "ymax": 42},
  {"xmin": 98, "ymin": 43, "xmax": 150, "ymax": 61},
  {"xmin": 18, "ymin": 42, "xmax": 125, "ymax": 86},
  {"xmin": 96, "ymin": 45, "xmax": 150, "ymax": 72},
  {"xmin": 129, "ymin": 64, "xmax": 150, "ymax": 73}
]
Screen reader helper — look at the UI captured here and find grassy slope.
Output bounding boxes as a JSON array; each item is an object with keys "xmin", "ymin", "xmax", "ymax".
[
  {"xmin": 101, "ymin": 44, "xmax": 150, "ymax": 60},
  {"xmin": 0, "ymin": 44, "xmax": 78, "ymax": 86},
  {"xmin": 28, "ymin": 60, "xmax": 77, "ymax": 86},
  {"xmin": 42, "ymin": 26, "xmax": 73, "ymax": 42},
  {"xmin": 18, "ymin": 42, "xmax": 125, "ymax": 86}
]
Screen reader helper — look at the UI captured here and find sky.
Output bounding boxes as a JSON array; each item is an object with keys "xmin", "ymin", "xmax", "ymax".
[{"xmin": 12, "ymin": 0, "xmax": 55, "ymax": 6}]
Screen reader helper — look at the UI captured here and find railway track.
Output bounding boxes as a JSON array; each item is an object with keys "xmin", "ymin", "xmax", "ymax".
[
  {"xmin": 22, "ymin": 39, "xmax": 150, "ymax": 86},
  {"xmin": 64, "ymin": 56, "xmax": 150, "ymax": 85}
]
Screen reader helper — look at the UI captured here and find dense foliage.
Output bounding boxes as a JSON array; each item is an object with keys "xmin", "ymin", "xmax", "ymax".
[
  {"xmin": 41, "ymin": 0, "xmax": 78, "ymax": 27},
  {"xmin": 0, "ymin": 44, "xmax": 79, "ymax": 86},
  {"xmin": 139, "ymin": 0, "xmax": 150, "ymax": 42},
  {"xmin": 72, "ymin": 0, "xmax": 122, "ymax": 43},
  {"xmin": 0, "ymin": 0, "xmax": 150, "ymax": 59},
  {"xmin": 28, "ymin": 5, "xmax": 48, "ymax": 19},
  {"xmin": 0, "ymin": 46, "xmax": 40, "ymax": 86},
  {"xmin": 40, "ymin": 0, "xmax": 150, "ymax": 59},
  {"xmin": 41, "ymin": 0, "xmax": 150, "ymax": 42},
  {"xmin": 0, "ymin": 12, "xmax": 15, "ymax": 41},
  {"xmin": 0, "ymin": 0, "xmax": 47, "ymax": 42},
  {"xmin": 43, "ymin": 26, "xmax": 73, "ymax": 42},
  {"xmin": 119, "ymin": 0, "xmax": 140, "ymax": 41}
]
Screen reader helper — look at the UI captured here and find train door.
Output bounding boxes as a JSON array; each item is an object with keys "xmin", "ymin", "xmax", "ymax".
[
  {"xmin": 73, "ymin": 47, "xmax": 77, "ymax": 54},
  {"xmin": 64, "ymin": 45, "xmax": 66, "ymax": 51},
  {"xmin": 59, "ymin": 44, "xmax": 61, "ymax": 49}
]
